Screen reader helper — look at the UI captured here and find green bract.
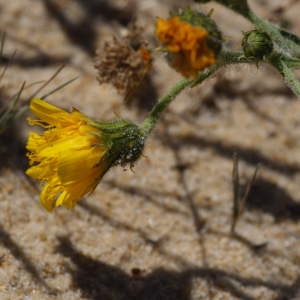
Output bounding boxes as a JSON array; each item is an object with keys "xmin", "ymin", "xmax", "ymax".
[{"xmin": 91, "ymin": 119, "xmax": 146, "ymax": 167}]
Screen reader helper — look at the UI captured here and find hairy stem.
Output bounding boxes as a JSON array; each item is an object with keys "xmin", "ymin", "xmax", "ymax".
[
  {"xmin": 248, "ymin": 11, "xmax": 300, "ymax": 57},
  {"xmin": 142, "ymin": 77, "xmax": 194, "ymax": 135},
  {"xmin": 142, "ymin": 50, "xmax": 256, "ymax": 135}
]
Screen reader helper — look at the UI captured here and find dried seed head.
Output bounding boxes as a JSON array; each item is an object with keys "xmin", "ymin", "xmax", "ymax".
[{"xmin": 94, "ymin": 32, "xmax": 152, "ymax": 101}]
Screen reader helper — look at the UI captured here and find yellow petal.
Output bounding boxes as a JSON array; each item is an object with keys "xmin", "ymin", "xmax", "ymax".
[
  {"xmin": 57, "ymin": 146, "xmax": 104, "ymax": 185},
  {"xmin": 30, "ymin": 98, "xmax": 67, "ymax": 123},
  {"xmin": 54, "ymin": 191, "xmax": 75, "ymax": 209},
  {"xmin": 40, "ymin": 178, "xmax": 62, "ymax": 211},
  {"xmin": 30, "ymin": 98, "xmax": 84, "ymax": 127},
  {"xmin": 26, "ymin": 158, "xmax": 57, "ymax": 180}
]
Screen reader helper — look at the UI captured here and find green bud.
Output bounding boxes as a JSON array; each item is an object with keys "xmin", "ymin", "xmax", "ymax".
[
  {"xmin": 176, "ymin": 8, "xmax": 223, "ymax": 55},
  {"xmin": 242, "ymin": 30, "xmax": 273, "ymax": 59}
]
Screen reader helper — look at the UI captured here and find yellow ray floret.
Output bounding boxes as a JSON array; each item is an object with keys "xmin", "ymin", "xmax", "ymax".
[
  {"xmin": 156, "ymin": 16, "xmax": 216, "ymax": 77},
  {"xmin": 26, "ymin": 98, "xmax": 108, "ymax": 211}
]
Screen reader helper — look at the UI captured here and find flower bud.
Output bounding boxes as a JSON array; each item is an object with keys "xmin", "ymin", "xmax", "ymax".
[{"xmin": 242, "ymin": 30, "xmax": 273, "ymax": 59}]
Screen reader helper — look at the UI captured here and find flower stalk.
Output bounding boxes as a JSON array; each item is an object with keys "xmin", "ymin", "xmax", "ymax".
[
  {"xmin": 270, "ymin": 57, "xmax": 300, "ymax": 97},
  {"xmin": 194, "ymin": 0, "xmax": 300, "ymax": 98},
  {"xmin": 142, "ymin": 77, "xmax": 194, "ymax": 135},
  {"xmin": 142, "ymin": 49, "xmax": 257, "ymax": 135}
]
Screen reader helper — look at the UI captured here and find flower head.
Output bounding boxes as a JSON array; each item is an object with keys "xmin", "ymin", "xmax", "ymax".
[
  {"xmin": 156, "ymin": 15, "xmax": 218, "ymax": 77},
  {"xmin": 95, "ymin": 35, "xmax": 152, "ymax": 101},
  {"xmin": 26, "ymin": 98, "xmax": 144, "ymax": 211}
]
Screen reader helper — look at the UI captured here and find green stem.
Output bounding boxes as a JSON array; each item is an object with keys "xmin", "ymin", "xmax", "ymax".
[
  {"xmin": 269, "ymin": 53, "xmax": 300, "ymax": 97},
  {"xmin": 141, "ymin": 50, "xmax": 257, "ymax": 135},
  {"xmin": 279, "ymin": 29, "xmax": 300, "ymax": 57},
  {"xmin": 248, "ymin": 12, "xmax": 286, "ymax": 51},
  {"xmin": 196, "ymin": 0, "xmax": 300, "ymax": 57},
  {"xmin": 247, "ymin": 11, "xmax": 300, "ymax": 57},
  {"xmin": 142, "ymin": 77, "xmax": 194, "ymax": 135},
  {"xmin": 274, "ymin": 59, "xmax": 300, "ymax": 97},
  {"xmin": 192, "ymin": 51, "xmax": 256, "ymax": 86},
  {"xmin": 191, "ymin": 63, "xmax": 220, "ymax": 87},
  {"xmin": 219, "ymin": 50, "xmax": 256, "ymax": 64}
]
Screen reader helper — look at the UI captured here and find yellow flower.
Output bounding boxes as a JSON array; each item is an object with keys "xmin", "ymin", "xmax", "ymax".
[
  {"xmin": 26, "ymin": 98, "xmax": 145, "ymax": 211},
  {"xmin": 155, "ymin": 16, "xmax": 216, "ymax": 77},
  {"xmin": 26, "ymin": 98, "xmax": 109, "ymax": 211}
]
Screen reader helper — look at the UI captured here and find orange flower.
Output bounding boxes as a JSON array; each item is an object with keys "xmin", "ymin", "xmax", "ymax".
[{"xmin": 156, "ymin": 16, "xmax": 216, "ymax": 77}]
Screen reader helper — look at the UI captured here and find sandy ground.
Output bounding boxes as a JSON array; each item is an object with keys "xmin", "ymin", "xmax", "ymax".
[{"xmin": 1, "ymin": 0, "xmax": 300, "ymax": 299}]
